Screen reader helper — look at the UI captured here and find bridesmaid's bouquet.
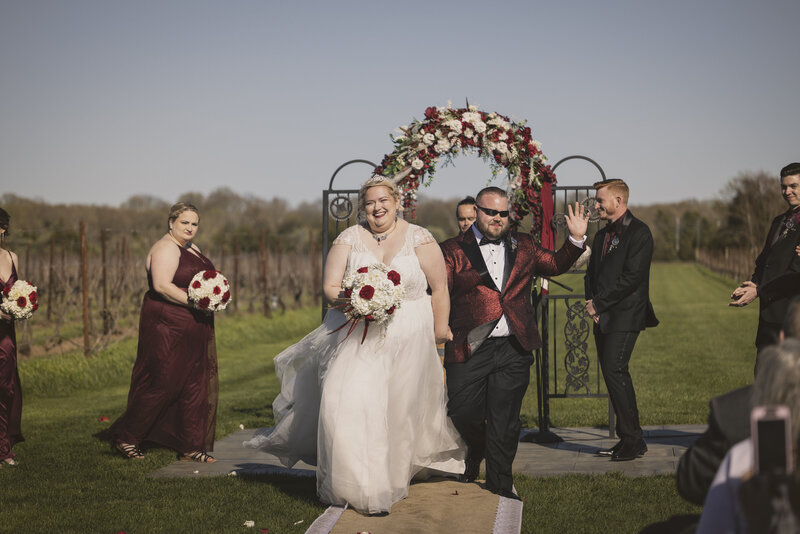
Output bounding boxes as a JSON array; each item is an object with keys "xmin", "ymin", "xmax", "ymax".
[
  {"xmin": 188, "ymin": 270, "xmax": 231, "ymax": 312},
  {"xmin": 1, "ymin": 280, "xmax": 39, "ymax": 320},
  {"xmin": 334, "ymin": 264, "xmax": 405, "ymax": 343}
]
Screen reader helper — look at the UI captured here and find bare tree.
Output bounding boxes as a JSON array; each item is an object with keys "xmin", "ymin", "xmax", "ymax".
[{"xmin": 719, "ymin": 171, "xmax": 785, "ymax": 251}]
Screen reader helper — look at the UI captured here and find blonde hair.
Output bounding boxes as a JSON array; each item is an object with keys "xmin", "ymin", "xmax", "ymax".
[
  {"xmin": 753, "ymin": 339, "xmax": 800, "ymax": 442},
  {"xmin": 593, "ymin": 179, "xmax": 629, "ymax": 204},
  {"xmin": 359, "ymin": 176, "xmax": 401, "ymax": 212},
  {"xmin": 167, "ymin": 202, "xmax": 200, "ymax": 229}
]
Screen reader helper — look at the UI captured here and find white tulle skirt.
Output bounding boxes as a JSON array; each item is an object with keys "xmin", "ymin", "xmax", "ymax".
[{"xmin": 244, "ymin": 297, "xmax": 465, "ymax": 514}]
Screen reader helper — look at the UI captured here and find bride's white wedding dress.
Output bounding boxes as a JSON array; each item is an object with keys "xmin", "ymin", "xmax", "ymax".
[{"xmin": 244, "ymin": 223, "xmax": 465, "ymax": 514}]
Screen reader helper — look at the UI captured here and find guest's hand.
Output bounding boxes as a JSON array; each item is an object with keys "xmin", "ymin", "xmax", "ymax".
[
  {"xmin": 730, "ymin": 281, "xmax": 758, "ymax": 307},
  {"xmin": 565, "ymin": 202, "xmax": 589, "ymax": 241},
  {"xmin": 0, "ymin": 311, "xmax": 11, "ymax": 322},
  {"xmin": 795, "ymin": 244, "xmax": 800, "ymax": 257},
  {"xmin": 585, "ymin": 299, "xmax": 599, "ymax": 323}
]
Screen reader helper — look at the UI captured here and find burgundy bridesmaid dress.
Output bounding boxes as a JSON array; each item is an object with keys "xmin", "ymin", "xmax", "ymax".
[
  {"xmin": 109, "ymin": 245, "xmax": 219, "ymax": 453},
  {"xmin": 0, "ymin": 255, "xmax": 24, "ymax": 462}
]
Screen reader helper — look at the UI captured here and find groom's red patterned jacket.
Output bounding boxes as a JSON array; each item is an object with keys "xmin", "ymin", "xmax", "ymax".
[{"xmin": 440, "ymin": 229, "xmax": 583, "ymax": 364}]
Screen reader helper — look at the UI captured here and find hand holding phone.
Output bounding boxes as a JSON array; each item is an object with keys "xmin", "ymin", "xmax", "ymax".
[{"xmin": 751, "ymin": 405, "xmax": 793, "ymax": 475}]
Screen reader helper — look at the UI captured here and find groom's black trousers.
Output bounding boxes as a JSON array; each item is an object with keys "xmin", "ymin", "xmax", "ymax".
[{"xmin": 444, "ymin": 336, "xmax": 533, "ymax": 493}]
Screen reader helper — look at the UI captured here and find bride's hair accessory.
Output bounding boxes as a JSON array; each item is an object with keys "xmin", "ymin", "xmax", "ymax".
[{"xmin": 359, "ymin": 174, "xmax": 403, "ymax": 213}]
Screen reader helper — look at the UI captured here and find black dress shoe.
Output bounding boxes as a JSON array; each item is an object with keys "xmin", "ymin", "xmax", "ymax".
[
  {"xmin": 459, "ymin": 458, "xmax": 481, "ymax": 482},
  {"xmin": 596, "ymin": 440, "xmax": 623, "ymax": 457},
  {"xmin": 611, "ymin": 439, "xmax": 647, "ymax": 461}
]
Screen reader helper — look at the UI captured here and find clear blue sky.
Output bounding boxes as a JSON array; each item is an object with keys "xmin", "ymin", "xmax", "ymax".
[{"xmin": 1, "ymin": 0, "xmax": 798, "ymax": 207}]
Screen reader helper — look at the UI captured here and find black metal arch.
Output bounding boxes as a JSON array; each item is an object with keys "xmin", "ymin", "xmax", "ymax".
[
  {"xmin": 532, "ymin": 154, "xmax": 613, "ymax": 442},
  {"xmin": 327, "ymin": 159, "xmax": 377, "ymax": 190},
  {"xmin": 551, "ymin": 155, "xmax": 606, "ymax": 181}
]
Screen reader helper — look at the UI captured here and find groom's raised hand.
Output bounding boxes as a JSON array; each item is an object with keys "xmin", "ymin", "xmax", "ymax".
[{"xmin": 565, "ymin": 202, "xmax": 589, "ymax": 241}]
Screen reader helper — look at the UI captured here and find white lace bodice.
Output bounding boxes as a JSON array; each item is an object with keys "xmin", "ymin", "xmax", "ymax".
[{"xmin": 333, "ymin": 223, "xmax": 435, "ymax": 301}]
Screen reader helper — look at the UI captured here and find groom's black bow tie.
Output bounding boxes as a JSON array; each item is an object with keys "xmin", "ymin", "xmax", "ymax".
[{"xmin": 479, "ymin": 236, "xmax": 504, "ymax": 246}]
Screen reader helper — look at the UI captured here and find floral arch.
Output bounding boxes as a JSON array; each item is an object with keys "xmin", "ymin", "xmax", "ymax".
[{"xmin": 372, "ymin": 103, "xmax": 557, "ymax": 248}]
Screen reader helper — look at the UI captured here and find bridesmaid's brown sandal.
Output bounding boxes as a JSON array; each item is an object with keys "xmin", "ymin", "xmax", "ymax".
[
  {"xmin": 115, "ymin": 442, "xmax": 145, "ymax": 460},
  {"xmin": 179, "ymin": 451, "xmax": 216, "ymax": 463}
]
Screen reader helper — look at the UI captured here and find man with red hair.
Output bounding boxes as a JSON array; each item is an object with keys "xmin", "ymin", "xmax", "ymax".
[{"xmin": 585, "ymin": 179, "xmax": 658, "ymax": 462}]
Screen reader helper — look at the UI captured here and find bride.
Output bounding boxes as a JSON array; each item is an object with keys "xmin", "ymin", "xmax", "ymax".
[{"xmin": 245, "ymin": 176, "xmax": 465, "ymax": 514}]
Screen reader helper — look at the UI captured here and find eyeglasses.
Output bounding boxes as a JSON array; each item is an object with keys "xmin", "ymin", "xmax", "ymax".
[{"xmin": 476, "ymin": 205, "xmax": 510, "ymax": 218}]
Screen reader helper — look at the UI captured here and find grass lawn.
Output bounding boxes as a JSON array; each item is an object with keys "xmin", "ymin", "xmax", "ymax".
[
  {"xmin": 521, "ymin": 262, "xmax": 756, "ymax": 429},
  {"xmin": 0, "ymin": 263, "xmax": 754, "ymax": 533}
]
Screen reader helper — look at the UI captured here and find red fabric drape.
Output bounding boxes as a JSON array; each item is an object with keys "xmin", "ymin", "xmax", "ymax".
[{"xmin": 540, "ymin": 181, "xmax": 555, "ymax": 250}]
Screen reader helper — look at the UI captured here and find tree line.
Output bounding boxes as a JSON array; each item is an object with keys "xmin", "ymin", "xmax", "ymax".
[{"xmin": 1, "ymin": 168, "xmax": 783, "ymax": 269}]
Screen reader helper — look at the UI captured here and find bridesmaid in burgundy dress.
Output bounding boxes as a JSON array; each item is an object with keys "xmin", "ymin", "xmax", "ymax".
[
  {"xmin": 109, "ymin": 202, "xmax": 219, "ymax": 462},
  {"xmin": 0, "ymin": 207, "xmax": 23, "ymax": 467}
]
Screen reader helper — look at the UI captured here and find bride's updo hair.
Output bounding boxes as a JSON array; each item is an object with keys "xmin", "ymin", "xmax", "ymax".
[
  {"xmin": 167, "ymin": 202, "xmax": 200, "ymax": 229},
  {"xmin": 359, "ymin": 176, "xmax": 401, "ymax": 212}
]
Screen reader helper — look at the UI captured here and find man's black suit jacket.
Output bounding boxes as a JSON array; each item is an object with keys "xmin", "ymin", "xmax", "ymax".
[
  {"xmin": 676, "ymin": 385, "xmax": 752, "ymax": 506},
  {"xmin": 752, "ymin": 211, "xmax": 800, "ymax": 324},
  {"xmin": 584, "ymin": 210, "xmax": 658, "ymax": 333}
]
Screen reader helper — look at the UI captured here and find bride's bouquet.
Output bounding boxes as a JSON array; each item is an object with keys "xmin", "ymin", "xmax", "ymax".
[
  {"xmin": 1, "ymin": 280, "xmax": 39, "ymax": 320},
  {"xmin": 334, "ymin": 264, "xmax": 405, "ymax": 343},
  {"xmin": 188, "ymin": 270, "xmax": 231, "ymax": 312}
]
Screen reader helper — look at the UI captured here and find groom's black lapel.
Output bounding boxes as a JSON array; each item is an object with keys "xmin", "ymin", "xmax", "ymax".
[
  {"xmin": 458, "ymin": 232, "xmax": 497, "ymax": 291},
  {"xmin": 501, "ymin": 234, "xmax": 517, "ymax": 292}
]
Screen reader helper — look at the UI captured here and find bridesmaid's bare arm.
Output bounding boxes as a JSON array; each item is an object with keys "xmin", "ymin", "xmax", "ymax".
[
  {"xmin": 148, "ymin": 240, "xmax": 190, "ymax": 306},
  {"xmin": 0, "ymin": 250, "xmax": 18, "ymax": 321}
]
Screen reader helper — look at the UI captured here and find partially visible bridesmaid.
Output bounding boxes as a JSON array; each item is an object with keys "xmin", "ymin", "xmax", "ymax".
[
  {"xmin": 108, "ymin": 202, "xmax": 219, "ymax": 462},
  {"xmin": 0, "ymin": 207, "xmax": 23, "ymax": 467}
]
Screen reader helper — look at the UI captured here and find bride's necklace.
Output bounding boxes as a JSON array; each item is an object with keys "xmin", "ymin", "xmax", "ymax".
[{"xmin": 367, "ymin": 220, "xmax": 397, "ymax": 245}]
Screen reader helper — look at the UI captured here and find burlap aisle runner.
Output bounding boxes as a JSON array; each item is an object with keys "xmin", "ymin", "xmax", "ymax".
[{"xmin": 305, "ymin": 478, "xmax": 523, "ymax": 534}]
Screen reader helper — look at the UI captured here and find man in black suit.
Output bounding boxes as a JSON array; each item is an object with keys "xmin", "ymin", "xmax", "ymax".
[
  {"xmin": 677, "ymin": 295, "xmax": 800, "ymax": 506},
  {"xmin": 730, "ymin": 162, "xmax": 800, "ymax": 374},
  {"xmin": 584, "ymin": 179, "xmax": 658, "ymax": 461},
  {"xmin": 675, "ymin": 384, "xmax": 752, "ymax": 505},
  {"xmin": 455, "ymin": 195, "xmax": 477, "ymax": 234}
]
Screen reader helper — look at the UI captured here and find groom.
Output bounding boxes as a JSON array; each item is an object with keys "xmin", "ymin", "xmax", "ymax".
[{"xmin": 441, "ymin": 187, "xmax": 588, "ymax": 498}]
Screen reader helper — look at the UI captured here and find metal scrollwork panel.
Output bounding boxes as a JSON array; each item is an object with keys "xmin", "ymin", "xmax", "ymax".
[
  {"xmin": 329, "ymin": 196, "xmax": 354, "ymax": 221},
  {"xmin": 552, "ymin": 196, "xmax": 600, "ymax": 229},
  {"xmin": 563, "ymin": 299, "xmax": 592, "ymax": 395}
]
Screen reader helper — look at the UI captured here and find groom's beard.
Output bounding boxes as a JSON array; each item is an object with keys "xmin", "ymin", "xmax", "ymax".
[{"xmin": 476, "ymin": 218, "xmax": 509, "ymax": 240}]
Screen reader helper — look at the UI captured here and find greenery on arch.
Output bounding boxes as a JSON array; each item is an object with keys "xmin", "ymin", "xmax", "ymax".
[{"xmin": 372, "ymin": 104, "xmax": 557, "ymax": 240}]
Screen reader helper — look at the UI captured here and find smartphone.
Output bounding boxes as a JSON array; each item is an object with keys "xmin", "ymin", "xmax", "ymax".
[{"xmin": 751, "ymin": 405, "xmax": 793, "ymax": 475}]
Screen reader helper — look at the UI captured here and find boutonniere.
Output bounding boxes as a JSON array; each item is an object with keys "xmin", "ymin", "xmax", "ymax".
[
  {"xmin": 607, "ymin": 235, "xmax": 620, "ymax": 255},
  {"xmin": 781, "ymin": 212, "xmax": 800, "ymax": 239},
  {"xmin": 508, "ymin": 236, "xmax": 518, "ymax": 251}
]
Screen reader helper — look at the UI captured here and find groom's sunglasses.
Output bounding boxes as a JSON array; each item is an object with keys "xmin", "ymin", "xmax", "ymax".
[{"xmin": 476, "ymin": 205, "xmax": 510, "ymax": 218}]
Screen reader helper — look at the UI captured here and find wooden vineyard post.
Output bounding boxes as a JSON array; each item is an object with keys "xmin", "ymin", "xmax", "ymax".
[
  {"xmin": 100, "ymin": 228, "xmax": 110, "ymax": 334},
  {"xmin": 80, "ymin": 221, "xmax": 91, "ymax": 357},
  {"xmin": 47, "ymin": 235, "xmax": 54, "ymax": 321},
  {"xmin": 233, "ymin": 235, "xmax": 239, "ymax": 312},
  {"xmin": 259, "ymin": 231, "xmax": 270, "ymax": 317}
]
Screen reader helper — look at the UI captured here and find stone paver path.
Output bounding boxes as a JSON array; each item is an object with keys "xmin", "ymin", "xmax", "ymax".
[{"xmin": 151, "ymin": 425, "xmax": 704, "ymax": 479}]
